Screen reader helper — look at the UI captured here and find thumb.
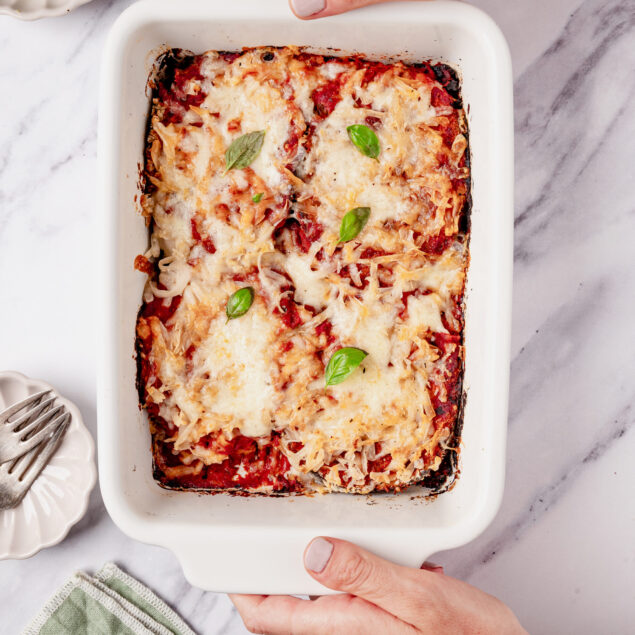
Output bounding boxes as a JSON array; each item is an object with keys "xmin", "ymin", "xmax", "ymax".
[
  {"xmin": 304, "ymin": 537, "xmax": 428, "ymax": 617},
  {"xmin": 289, "ymin": 0, "xmax": 410, "ymax": 20}
]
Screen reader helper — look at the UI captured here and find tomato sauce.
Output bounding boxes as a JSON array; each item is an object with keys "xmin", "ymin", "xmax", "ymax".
[
  {"xmin": 155, "ymin": 433, "xmax": 300, "ymax": 492},
  {"xmin": 431, "ymin": 86, "xmax": 453, "ymax": 108},
  {"xmin": 419, "ymin": 231, "xmax": 455, "ymax": 255},
  {"xmin": 275, "ymin": 296, "xmax": 303, "ymax": 329},
  {"xmin": 134, "ymin": 254, "xmax": 154, "ymax": 275},
  {"xmin": 311, "ymin": 77, "xmax": 344, "ymax": 119},
  {"xmin": 156, "ymin": 54, "xmax": 206, "ymax": 125},
  {"xmin": 190, "ymin": 217, "xmax": 216, "ymax": 254},
  {"xmin": 286, "ymin": 218, "xmax": 324, "ymax": 253},
  {"xmin": 140, "ymin": 295, "xmax": 182, "ymax": 324},
  {"xmin": 368, "ymin": 454, "xmax": 392, "ymax": 473},
  {"xmin": 284, "ymin": 130, "xmax": 300, "ymax": 157},
  {"xmin": 364, "ymin": 115, "xmax": 382, "ymax": 130},
  {"xmin": 360, "ymin": 62, "xmax": 391, "ymax": 86}
]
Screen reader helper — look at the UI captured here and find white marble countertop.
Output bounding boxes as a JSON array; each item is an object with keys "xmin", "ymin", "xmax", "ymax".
[{"xmin": 1, "ymin": 0, "xmax": 634, "ymax": 633}]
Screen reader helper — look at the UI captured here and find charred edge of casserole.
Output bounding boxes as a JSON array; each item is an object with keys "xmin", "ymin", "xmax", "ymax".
[
  {"xmin": 148, "ymin": 48, "xmax": 197, "ymax": 90},
  {"xmin": 135, "ymin": 305, "xmax": 153, "ymax": 414},
  {"xmin": 430, "ymin": 98, "xmax": 471, "ymax": 496},
  {"xmin": 136, "ymin": 47, "xmax": 471, "ymax": 496},
  {"xmin": 134, "ymin": 50, "xmax": 194, "ymax": 403},
  {"xmin": 135, "ymin": 315, "xmax": 145, "ymax": 409},
  {"xmin": 420, "ymin": 361, "xmax": 466, "ymax": 496},
  {"xmin": 147, "ymin": 46, "xmax": 463, "ymax": 110},
  {"xmin": 141, "ymin": 48, "xmax": 194, "ymax": 198},
  {"xmin": 424, "ymin": 84, "xmax": 470, "ymax": 497},
  {"xmin": 149, "ymin": 432, "xmax": 304, "ymax": 494}
]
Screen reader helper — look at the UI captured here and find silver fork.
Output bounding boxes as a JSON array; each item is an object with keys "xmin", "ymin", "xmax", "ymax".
[
  {"xmin": 0, "ymin": 390, "xmax": 68, "ymax": 463},
  {"xmin": 0, "ymin": 397, "xmax": 71, "ymax": 510}
]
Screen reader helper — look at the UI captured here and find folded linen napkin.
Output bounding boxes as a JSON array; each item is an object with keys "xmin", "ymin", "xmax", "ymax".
[{"xmin": 24, "ymin": 563, "xmax": 195, "ymax": 635}]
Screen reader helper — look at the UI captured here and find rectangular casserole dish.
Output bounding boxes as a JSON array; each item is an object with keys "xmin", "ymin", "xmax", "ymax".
[{"xmin": 98, "ymin": 0, "xmax": 513, "ymax": 594}]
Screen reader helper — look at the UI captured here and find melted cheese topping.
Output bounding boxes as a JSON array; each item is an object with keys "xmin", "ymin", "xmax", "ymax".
[
  {"xmin": 138, "ymin": 47, "xmax": 470, "ymax": 494},
  {"xmin": 284, "ymin": 251, "xmax": 331, "ymax": 308},
  {"xmin": 194, "ymin": 305, "xmax": 279, "ymax": 438}
]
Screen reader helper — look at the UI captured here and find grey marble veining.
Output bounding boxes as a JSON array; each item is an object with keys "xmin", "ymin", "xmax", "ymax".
[
  {"xmin": 438, "ymin": 2, "xmax": 635, "ymax": 632},
  {"xmin": 1, "ymin": 1, "xmax": 634, "ymax": 634}
]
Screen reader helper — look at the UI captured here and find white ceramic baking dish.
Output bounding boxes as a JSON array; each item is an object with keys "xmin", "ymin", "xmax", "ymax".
[{"xmin": 98, "ymin": 0, "xmax": 513, "ymax": 594}]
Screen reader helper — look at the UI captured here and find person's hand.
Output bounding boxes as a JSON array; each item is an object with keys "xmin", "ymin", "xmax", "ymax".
[
  {"xmin": 231, "ymin": 537, "xmax": 528, "ymax": 634},
  {"xmin": 289, "ymin": 0, "xmax": 416, "ymax": 20}
]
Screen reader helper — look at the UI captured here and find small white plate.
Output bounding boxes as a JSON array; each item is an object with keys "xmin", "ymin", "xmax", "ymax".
[
  {"xmin": 0, "ymin": 0, "xmax": 92, "ymax": 21},
  {"xmin": 0, "ymin": 371, "xmax": 96, "ymax": 559}
]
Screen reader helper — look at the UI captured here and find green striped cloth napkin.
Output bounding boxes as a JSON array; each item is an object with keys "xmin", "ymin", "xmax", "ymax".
[{"xmin": 24, "ymin": 563, "xmax": 195, "ymax": 635}]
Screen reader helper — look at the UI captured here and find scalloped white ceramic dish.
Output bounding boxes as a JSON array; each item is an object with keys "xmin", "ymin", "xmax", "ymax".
[
  {"xmin": 0, "ymin": 371, "xmax": 96, "ymax": 560},
  {"xmin": 0, "ymin": 0, "xmax": 92, "ymax": 21},
  {"xmin": 99, "ymin": 0, "xmax": 513, "ymax": 593}
]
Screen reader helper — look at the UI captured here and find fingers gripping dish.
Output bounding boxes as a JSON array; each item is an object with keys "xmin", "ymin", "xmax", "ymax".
[{"xmin": 135, "ymin": 46, "xmax": 470, "ymax": 495}]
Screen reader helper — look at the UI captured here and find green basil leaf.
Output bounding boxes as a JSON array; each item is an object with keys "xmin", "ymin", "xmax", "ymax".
[
  {"xmin": 226, "ymin": 287, "xmax": 255, "ymax": 322},
  {"xmin": 252, "ymin": 192, "xmax": 264, "ymax": 203},
  {"xmin": 347, "ymin": 124, "xmax": 380, "ymax": 159},
  {"xmin": 225, "ymin": 131, "xmax": 266, "ymax": 172},
  {"xmin": 325, "ymin": 347, "xmax": 368, "ymax": 386},
  {"xmin": 339, "ymin": 207, "xmax": 371, "ymax": 243}
]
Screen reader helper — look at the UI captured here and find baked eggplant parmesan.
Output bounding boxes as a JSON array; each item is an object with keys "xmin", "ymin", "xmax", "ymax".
[{"xmin": 135, "ymin": 46, "xmax": 470, "ymax": 495}]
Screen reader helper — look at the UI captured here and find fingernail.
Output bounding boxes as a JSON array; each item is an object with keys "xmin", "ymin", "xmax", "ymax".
[
  {"xmin": 305, "ymin": 537, "xmax": 334, "ymax": 573},
  {"xmin": 422, "ymin": 561, "xmax": 445, "ymax": 573},
  {"xmin": 291, "ymin": 0, "xmax": 326, "ymax": 18}
]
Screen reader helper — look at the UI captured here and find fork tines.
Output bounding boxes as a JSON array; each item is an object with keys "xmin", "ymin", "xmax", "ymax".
[
  {"xmin": 0, "ymin": 390, "xmax": 72, "ymax": 510},
  {"xmin": 0, "ymin": 411, "xmax": 71, "ymax": 510},
  {"xmin": 0, "ymin": 390, "xmax": 70, "ymax": 465}
]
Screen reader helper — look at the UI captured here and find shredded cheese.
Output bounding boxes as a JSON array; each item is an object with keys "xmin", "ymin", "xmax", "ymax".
[{"xmin": 137, "ymin": 47, "xmax": 470, "ymax": 494}]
